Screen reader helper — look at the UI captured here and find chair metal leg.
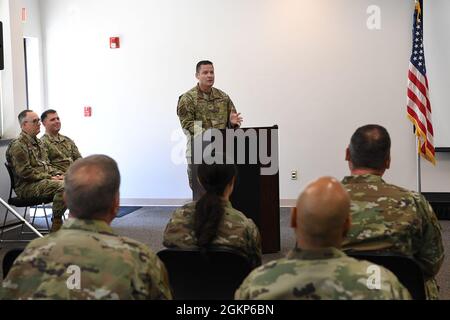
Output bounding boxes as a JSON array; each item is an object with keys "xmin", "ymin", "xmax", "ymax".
[
  {"xmin": 0, "ymin": 198, "xmax": 43, "ymax": 245},
  {"xmin": 18, "ymin": 207, "xmax": 29, "ymax": 238},
  {"xmin": 31, "ymin": 205, "xmax": 38, "ymax": 225},
  {"xmin": 21, "ymin": 204, "xmax": 50, "ymax": 234},
  {"xmin": 1, "ymin": 207, "xmax": 34, "ymax": 246},
  {"xmin": 43, "ymin": 205, "xmax": 50, "ymax": 230},
  {"xmin": 0, "ymin": 207, "xmax": 10, "ymax": 241}
]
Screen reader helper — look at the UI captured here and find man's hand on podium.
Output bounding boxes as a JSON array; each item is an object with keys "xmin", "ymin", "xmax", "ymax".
[{"xmin": 230, "ymin": 111, "xmax": 243, "ymax": 127}]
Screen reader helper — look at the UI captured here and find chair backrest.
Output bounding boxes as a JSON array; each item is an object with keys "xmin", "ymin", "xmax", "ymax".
[
  {"xmin": 157, "ymin": 247, "xmax": 254, "ymax": 300},
  {"xmin": 2, "ymin": 248, "xmax": 25, "ymax": 279},
  {"xmin": 347, "ymin": 251, "xmax": 426, "ymax": 300},
  {"xmin": 4, "ymin": 162, "xmax": 16, "ymax": 201}
]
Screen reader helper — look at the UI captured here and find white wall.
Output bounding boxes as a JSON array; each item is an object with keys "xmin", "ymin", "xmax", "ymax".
[
  {"xmin": 0, "ymin": 0, "xmax": 27, "ymax": 139},
  {"xmin": 36, "ymin": 0, "xmax": 449, "ymax": 202},
  {"xmin": 425, "ymin": 0, "xmax": 450, "ymax": 149},
  {"xmin": 22, "ymin": 0, "xmax": 45, "ymax": 111},
  {"xmin": 22, "ymin": 0, "xmax": 43, "ymax": 38}
]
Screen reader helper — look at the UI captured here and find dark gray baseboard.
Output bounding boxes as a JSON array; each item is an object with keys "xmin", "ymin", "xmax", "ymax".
[{"xmin": 422, "ymin": 192, "xmax": 450, "ymax": 220}]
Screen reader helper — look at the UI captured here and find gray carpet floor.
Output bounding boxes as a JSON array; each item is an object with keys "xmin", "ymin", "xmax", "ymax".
[{"xmin": 110, "ymin": 207, "xmax": 450, "ymax": 299}]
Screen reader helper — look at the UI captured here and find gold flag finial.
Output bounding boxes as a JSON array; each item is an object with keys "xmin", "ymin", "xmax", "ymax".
[{"xmin": 415, "ymin": 0, "xmax": 422, "ymax": 21}]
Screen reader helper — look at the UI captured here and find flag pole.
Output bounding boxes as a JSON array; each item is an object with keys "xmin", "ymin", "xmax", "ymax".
[
  {"xmin": 409, "ymin": 0, "xmax": 432, "ymax": 192},
  {"xmin": 417, "ymin": 139, "xmax": 422, "ymax": 193}
]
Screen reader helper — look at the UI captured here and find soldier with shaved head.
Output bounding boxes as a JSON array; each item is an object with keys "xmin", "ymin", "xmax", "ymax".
[{"xmin": 235, "ymin": 177, "xmax": 411, "ymax": 300}]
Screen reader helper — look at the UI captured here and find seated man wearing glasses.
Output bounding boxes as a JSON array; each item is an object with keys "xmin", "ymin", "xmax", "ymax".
[{"xmin": 6, "ymin": 110, "xmax": 66, "ymax": 232}]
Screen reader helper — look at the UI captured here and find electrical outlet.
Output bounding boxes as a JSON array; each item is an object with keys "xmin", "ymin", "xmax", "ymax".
[{"xmin": 291, "ymin": 170, "xmax": 298, "ymax": 180}]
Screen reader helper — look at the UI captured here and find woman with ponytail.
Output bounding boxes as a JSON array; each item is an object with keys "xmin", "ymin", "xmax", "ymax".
[{"xmin": 163, "ymin": 159, "xmax": 262, "ymax": 268}]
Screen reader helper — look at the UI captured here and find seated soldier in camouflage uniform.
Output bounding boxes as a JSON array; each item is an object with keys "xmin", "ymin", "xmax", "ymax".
[
  {"xmin": 1, "ymin": 155, "xmax": 172, "ymax": 300},
  {"xmin": 40, "ymin": 109, "xmax": 82, "ymax": 173},
  {"xmin": 342, "ymin": 124, "xmax": 444, "ymax": 300},
  {"xmin": 177, "ymin": 60, "xmax": 243, "ymax": 189},
  {"xmin": 6, "ymin": 110, "xmax": 66, "ymax": 232},
  {"xmin": 235, "ymin": 177, "xmax": 411, "ymax": 300},
  {"xmin": 163, "ymin": 157, "xmax": 262, "ymax": 268}
]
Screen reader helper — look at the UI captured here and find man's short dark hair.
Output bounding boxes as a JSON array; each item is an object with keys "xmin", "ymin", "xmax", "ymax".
[
  {"xmin": 349, "ymin": 124, "xmax": 391, "ymax": 170},
  {"xmin": 196, "ymin": 60, "xmax": 213, "ymax": 74},
  {"xmin": 64, "ymin": 155, "xmax": 121, "ymax": 219},
  {"xmin": 18, "ymin": 110, "xmax": 32, "ymax": 125},
  {"xmin": 41, "ymin": 109, "xmax": 57, "ymax": 122}
]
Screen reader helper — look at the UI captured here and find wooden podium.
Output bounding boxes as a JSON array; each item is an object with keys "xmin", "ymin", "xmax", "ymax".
[{"xmin": 191, "ymin": 125, "xmax": 280, "ymax": 253}]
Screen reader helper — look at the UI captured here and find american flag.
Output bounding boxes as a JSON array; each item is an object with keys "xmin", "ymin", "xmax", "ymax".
[{"xmin": 407, "ymin": 0, "xmax": 435, "ymax": 164}]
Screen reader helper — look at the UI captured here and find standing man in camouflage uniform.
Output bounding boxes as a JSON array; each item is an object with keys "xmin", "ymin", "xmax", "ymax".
[
  {"xmin": 40, "ymin": 109, "xmax": 82, "ymax": 173},
  {"xmin": 177, "ymin": 60, "xmax": 243, "ymax": 189},
  {"xmin": 6, "ymin": 110, "xmax": 66, "ymax": 232},
  {"xmin": 235, "ymin": 177, "xmax": 411, "ymax": 300},
  {"xmin": 342, "ymin": 124, "xmax": 444, "ymax": 299},
  {"xmin": 1, "ymin": 155, "xmax": 172, "ymax": 300}
]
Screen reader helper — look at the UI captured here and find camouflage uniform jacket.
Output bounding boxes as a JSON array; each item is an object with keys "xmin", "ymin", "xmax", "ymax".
[
  {"xmin": 163, "ymin": 201, "xmax": 262, "ymax": 267},
  {"xmin": 177, "ymin": 85, "xmax": 237, "ymax": 137},
  {"xmin": 235, "ymin": 247, "xmax": 412, "ymax": 300},
  {"xmin": 41, "ymin": 133, "xmax": 82, "ymax": 172},
  {"xmin": 0, "ymin": 218, "xmax": 172, "ymax": 300},
  {"xmin": 6, "ymin": 132, "xmax": 62, "ymax": 194},
  {"xmin": 341, "ymin": 174, "xmax": 444, "ymax": 299}
]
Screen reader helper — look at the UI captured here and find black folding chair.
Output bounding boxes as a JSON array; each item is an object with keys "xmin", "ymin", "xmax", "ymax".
[
  {"xmin": 2, "ymin": 247, "xmax": 25, "ymax": 279},
  {"xmin": 1, "ymin": 163, "xmax": 52, "ymax": 245},
  {"xmin": 347, "ymin": 251, "xmax": 426, "ymax": 300},
  {"xmin": 157, "ymin": 247, "xmax": 254, "ymax": 300}
]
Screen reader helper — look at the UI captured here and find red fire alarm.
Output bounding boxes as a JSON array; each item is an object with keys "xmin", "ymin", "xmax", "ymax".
[
  {"xmin": 21, "ymin": 8, "xmax": 27, "ymax": 22},
  {"xmin": 110, "ymin": 37, "xmax": 120, "ymax": 49},
  {"xmin": 84, "ymin": 106, "xmax": 92, "ymax": 117}
]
